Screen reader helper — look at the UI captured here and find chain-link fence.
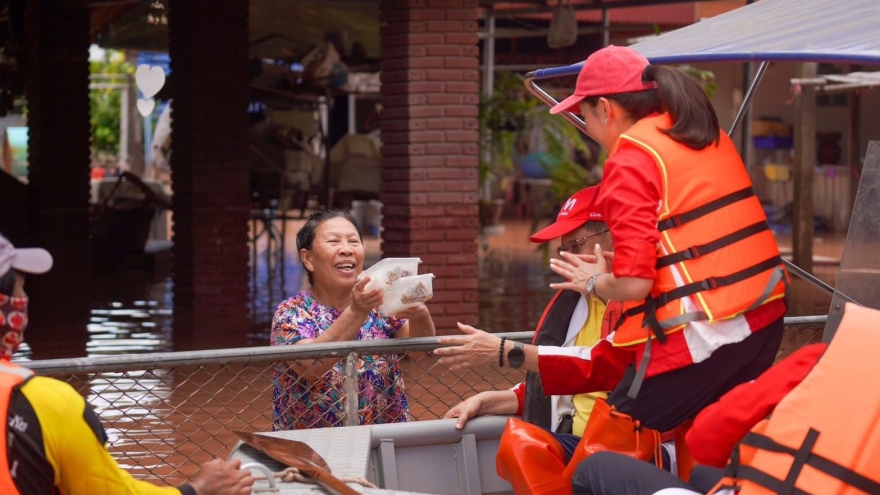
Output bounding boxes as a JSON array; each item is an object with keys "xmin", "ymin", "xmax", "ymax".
[{"xmin": 25, "ymin": 317, "xmax": 825, "ymax": 487}]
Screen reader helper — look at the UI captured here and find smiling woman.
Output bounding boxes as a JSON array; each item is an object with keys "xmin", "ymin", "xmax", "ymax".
[{"xmin": 270, "ymin": 209, "xmax": 436, "ymax": 430}]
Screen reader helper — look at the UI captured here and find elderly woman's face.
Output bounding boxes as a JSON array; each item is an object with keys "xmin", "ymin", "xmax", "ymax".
[{"xmin": 301, "ymin": 217, "xmax": 364, "ymax": 290}]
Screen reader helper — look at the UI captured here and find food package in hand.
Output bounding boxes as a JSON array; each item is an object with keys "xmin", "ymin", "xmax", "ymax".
[
  {"xmin": 359, "ymin": 257, "xmax": 422, "ymax": 292},
  {"xmin": 380, "ymin": 273, "xmax": 435, "ymax": 317}
]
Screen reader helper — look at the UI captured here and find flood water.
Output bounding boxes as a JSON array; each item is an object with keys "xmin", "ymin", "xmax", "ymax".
[{"xmin": 13, "ymin": 219, "xmax": 844, "ymax": 485}]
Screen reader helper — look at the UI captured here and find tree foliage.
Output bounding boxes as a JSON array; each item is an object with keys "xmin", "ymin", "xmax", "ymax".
[{"xmin": 90, "ymin": 50, "xmax": 132, "ymax": 155}]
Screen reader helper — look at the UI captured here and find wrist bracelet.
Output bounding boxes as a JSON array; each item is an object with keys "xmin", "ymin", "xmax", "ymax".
[{"xmin": 498, "ymin": 337, "xmax": 507, "ymax": 367}]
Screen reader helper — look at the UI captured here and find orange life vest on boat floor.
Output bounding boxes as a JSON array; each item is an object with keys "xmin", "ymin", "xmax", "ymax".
[
  {"xmin": 710, "ymin": 303, "xmax": 880, "ymax": 495},
  {"xmin": 0, "ymin": 361, "xmax": 34, "ymax": 495},
  {"xmin": 608, "ymin": 114, "xmax": 787, "ymax": 346}
]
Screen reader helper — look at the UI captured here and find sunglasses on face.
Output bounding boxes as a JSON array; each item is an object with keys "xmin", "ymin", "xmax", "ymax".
[{"xmin": 557, "ymin": 230, "xmax": 610, "ymax": 257}]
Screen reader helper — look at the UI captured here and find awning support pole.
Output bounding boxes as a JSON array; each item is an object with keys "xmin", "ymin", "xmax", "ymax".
[{"xmin": 729, "ymin": 61, "xmax": 768, "ymax": 136}]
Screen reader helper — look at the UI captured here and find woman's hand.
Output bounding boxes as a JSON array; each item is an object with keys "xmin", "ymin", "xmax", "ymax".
[
  {"xmin": 443, "ymin": 394, "xmax": 485, "ymax": 430},
  {"xmin": 394, "ymin": 302, "xmax": 430, "ymax": 321},
  {"xmin": 350, "ymin": 276, "xmax": 383, "ymax": 317},
  {"xmin": 393, "ymin": 302, "xmax": 436, "ymax": 338},
  {"xmin": 548, "ymin": 243, "xmax": 608, "ymax": 295},
  {"xmin": 434, "ymin": 322, "xmax": 502, "ymax": 372}
]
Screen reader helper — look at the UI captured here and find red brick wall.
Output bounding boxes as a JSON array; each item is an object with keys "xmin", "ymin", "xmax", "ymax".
[
  {"xmin": 379, "ymin": 0, "xmax": 481, "ymax": 335},
  {"xmin": 169, "ymin": 0, "xmax": 251, "ymax": 347},
  {"xmin": 23, "ymin": 0, "xmax": 92, "ymax": 327}
]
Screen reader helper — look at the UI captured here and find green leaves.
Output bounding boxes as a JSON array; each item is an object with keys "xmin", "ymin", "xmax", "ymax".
[{"xmin": 90, "ymin": 50, "xmax": 134, "ymax": 155}]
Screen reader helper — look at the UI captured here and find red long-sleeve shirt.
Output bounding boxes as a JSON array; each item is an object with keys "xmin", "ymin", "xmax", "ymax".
[
  {"xmin": 596, "ymin": 141, "xmax": 663, "ymax": 280},
  {"xmin": 685, "ymin": 343, "xmax": 827, "ymax": 468}
]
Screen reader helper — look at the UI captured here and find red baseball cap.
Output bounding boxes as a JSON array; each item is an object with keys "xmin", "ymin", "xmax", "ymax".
[
  {"xmin": 550, "ymin": 45, "xmax": 657, "ymax": 115},
  {"xmin": 530, "ymin": 186, "xmax": 603, "ymax": 243}
]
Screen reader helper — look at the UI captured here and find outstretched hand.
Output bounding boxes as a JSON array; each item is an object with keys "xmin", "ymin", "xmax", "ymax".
[
  {"xmin": 549, "ymin": 243, "xmax": 608, "ymax": 295},
  {"xmin": 350, "ymin": 276, "xmax": 383, "ymax": 317},
  {"xmin": 190, "ymin": 458, "xmax": 254, "ymax": 495},
  {"xmin": 434, "ymin": 322, "xmax": 502, "ymax": 373}
]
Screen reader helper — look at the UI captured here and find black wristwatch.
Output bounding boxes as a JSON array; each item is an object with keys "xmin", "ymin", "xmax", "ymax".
[{"xmin": 507, "ymin": 341, "xmax": 526, "ymax": 369}]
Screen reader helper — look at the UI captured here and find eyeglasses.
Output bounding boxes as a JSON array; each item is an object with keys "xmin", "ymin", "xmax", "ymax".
[{"xmin": 557, "ymin": 230, "xmax": 610, "ymax": 256}]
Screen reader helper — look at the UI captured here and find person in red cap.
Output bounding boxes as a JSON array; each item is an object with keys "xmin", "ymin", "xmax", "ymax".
[
  {"xmin": 540, "ymin": 44, "xmax": 787, "ymax": 458},
  {"xmin": 436, "ymin": 186, "xmax": 629, "ymax": 495},
  {"xmin": 0, "ymin": 233, "xmax": 255, "ymax": 495}
]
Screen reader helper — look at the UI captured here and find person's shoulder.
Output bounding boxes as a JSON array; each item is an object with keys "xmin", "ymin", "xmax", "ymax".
[
  {"xmin": 275, "ymin": 290, "xmax": 312, "ymax": 313},
  {"xmin": 611, "ymin": 140, "xmax": 655, "ymax": 164},
  {"xmin": 20, "ymin": 375, "xmax": 86, "ymax": 412}
]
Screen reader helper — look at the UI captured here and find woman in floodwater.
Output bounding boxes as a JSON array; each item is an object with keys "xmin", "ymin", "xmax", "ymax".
[{"xmin": 270, "ymin": 210, "xmax": 435, "ymax": 430}]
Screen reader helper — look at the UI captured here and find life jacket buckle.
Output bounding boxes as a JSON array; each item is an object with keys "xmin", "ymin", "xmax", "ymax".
[
  {"xmin": 701, "ymin": 277, "xmax": 719, "ymax": 290},
  {"xmin": 684, "ymin": 246, "xmax": 701, "ymax": 260},
  {"xmin": 663, "ymin": 216, "xmax": 683, "ymax": 229}
]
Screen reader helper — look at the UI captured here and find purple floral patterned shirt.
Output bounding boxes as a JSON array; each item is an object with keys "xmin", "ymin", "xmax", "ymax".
[{"xmin": 270, "ymin": 289, "xmax": 409, "ymax": 430}]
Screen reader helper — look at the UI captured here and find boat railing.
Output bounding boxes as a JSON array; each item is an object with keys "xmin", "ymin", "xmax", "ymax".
[{"xmin": 20, "ymin": 316, "xmax": 825, "ymax": 486}]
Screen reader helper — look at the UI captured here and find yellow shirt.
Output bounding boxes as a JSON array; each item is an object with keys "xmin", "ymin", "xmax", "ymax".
[
  {"xmin": 10, "ymin": 375, "xmax": 186, "ymax": 495},
  {"xmin": 571, "ymin": 296, "xmax": 609, "ymax": 437}
]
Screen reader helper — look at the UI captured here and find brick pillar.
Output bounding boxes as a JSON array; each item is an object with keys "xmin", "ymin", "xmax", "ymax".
[
  {"xmin": 23, "ymin": 0, "xmax": 92, "ymax": 328},
  {"xmin": 379, "ymin": 0, "xmax": 481, "ymax": 335},
  {"xmin": 169, "ymin": 0, "xmax": 251, "ymax": 348}
]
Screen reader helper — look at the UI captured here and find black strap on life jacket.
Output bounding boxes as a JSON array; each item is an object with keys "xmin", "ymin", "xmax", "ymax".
[
  {"xmin": 657, "ymin": 186, "xmax": 755, "ymax": 232},
  {"xmin": 523, "ymin": 290, "xmax": 581, "ymax": 431},
  {"xmin": 618, "ymin": 256, "xmax": 782, "ymax": 335},
  {"xmin": 727, "ymin": 429, "xmax": 880, "ymax": 495},
  {"xmin": 655, "ymin": 221, "xmax": 770, "ymax": 269}
]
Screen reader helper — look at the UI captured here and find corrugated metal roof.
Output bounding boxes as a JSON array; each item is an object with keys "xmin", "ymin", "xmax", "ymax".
[
  {"xmin": 531, "ymin": 0, "xmax": 880, "ymax": 79},
  {"xmin": 632, "ymin": 0, "xmax": 880, "ymax": 65}
]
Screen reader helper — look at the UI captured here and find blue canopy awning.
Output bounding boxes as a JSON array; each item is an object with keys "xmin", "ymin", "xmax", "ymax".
[{"xmin": 530, "ymin": 0, "xmax": 880, "ymax": 80}]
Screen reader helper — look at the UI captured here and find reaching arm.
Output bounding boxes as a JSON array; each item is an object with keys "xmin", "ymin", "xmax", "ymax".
[
  {"xmin": 392, "ymin": 303, "xmax": 436, "ymax": 338},
  {"xmin": 435, "ymin": 323, "xmax": 540, "ymax": 373},
  {"xmin": 443, "ymin": 389, "xmax": 520, "ymax": 430}
]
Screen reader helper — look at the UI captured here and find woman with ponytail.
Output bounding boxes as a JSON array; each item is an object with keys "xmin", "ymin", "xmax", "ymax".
[{"xmin": 538, "ymin": 46, "xmax": 788, "ymax": 439}]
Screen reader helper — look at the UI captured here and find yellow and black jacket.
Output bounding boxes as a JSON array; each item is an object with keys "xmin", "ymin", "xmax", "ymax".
[{"xmin": 1, "ymin": 361, "xmax": 193, "ymax": 495}]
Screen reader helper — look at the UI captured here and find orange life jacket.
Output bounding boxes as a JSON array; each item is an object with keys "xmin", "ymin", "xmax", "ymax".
[
  {"xmin": 608, "ymin": 114, "xmax": 787, "ymax": 347},
  {"xmin": 0, "ymin": 361, "xmax": 34, "ymax": 495},
  {"xmin": 709, "ymin": 303, "xmax": 880, "ymax": 495}
]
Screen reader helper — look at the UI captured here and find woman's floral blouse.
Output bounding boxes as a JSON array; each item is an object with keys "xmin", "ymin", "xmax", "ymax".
[{"xmin": 270, "ymin": 289, "xmax": 409, "ymax": 430}]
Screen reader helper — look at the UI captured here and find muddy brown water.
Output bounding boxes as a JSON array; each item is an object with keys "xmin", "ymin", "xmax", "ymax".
[{"xmin": 16, "ymin": 220, "xmax": 842, "ymax": 485}]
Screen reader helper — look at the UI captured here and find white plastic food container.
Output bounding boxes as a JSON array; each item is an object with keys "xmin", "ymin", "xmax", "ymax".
[
  {"xmin": 360, "ymin": 257, "xmax": 422, "ymax": 292},
  {"xmin": 380, "ymin": 273, "xmax": 435, "ymax": 317}
]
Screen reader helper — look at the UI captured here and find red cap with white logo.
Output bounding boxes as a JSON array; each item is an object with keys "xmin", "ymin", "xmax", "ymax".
[{"xmin": 530, "ymin": 186, "xmax": 603, "ymax": 243}]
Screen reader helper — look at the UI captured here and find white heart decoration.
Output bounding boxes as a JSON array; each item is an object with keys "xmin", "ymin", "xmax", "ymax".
[
  {"xmin": 137, "ymin": 98, "xmax": 156, "ymax": 116},
  {"xmin": 135, "ymin": 64, "xmax": 166, "ymax": 98}
]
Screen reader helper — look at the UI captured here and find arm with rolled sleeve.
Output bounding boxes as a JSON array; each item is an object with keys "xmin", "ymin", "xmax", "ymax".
[{"xmin": 599, "ymin": 143, "xmax": 663, "ymax": 281}]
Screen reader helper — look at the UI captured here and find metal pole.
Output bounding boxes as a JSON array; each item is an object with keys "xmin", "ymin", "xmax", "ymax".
[
  {"xmin": 344, "ymin": 351, "xmax": 360, "ymax": 426},
  {"xmin": 602, "ymin": 9, "xmax": 610, "ymax": 47},
  {"xmin": 729, "ymin": 61, "xmax": 768, "ymax": 137},
  {"xmin": 525, "ymin": 78, "xmax": 587, "ymax": 135},
  {"xmin": 119, "ymin": 81, "xmax": 130, "ymax": 168},
  {"xmin": 482, "ymin": 7, "xmax": 495, "ymax": 96}
]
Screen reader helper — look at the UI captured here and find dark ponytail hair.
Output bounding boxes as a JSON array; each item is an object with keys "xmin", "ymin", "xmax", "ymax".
[
  {"xmin": 295, "ymin": 209, "xmax": 360, "ymax": 284},
  {"xmin": 0, "ymin": 270, "xmax": 16, "ymax": 297},
  {"xmin": 583, "ymin": 65, "xmax": 720, "ymax": 150}
]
